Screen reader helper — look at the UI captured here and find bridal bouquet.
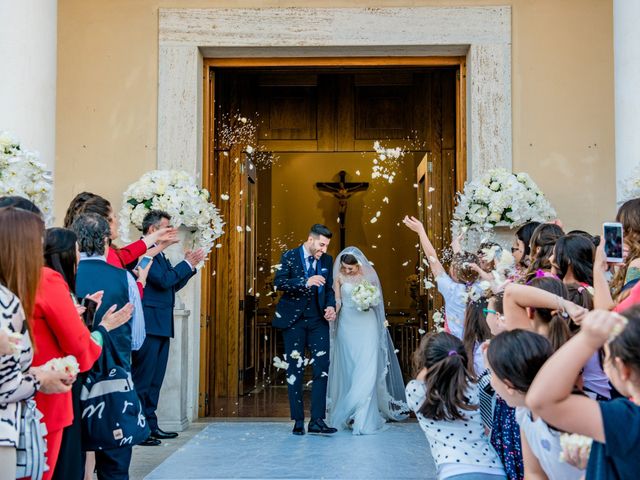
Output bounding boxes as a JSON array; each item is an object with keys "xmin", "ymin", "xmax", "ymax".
[
  {"xmin": 452, "ymin": 168, "xmax": 555, "ymax": 234},
  {"xmin": 351, "ymin": 280, "xmax": 381, "ymax": 312},
  {"xmin": 0, "ymin": 131, "xmax": 54, "ymax": 224},
  {"xmin": 119, "ymin": 170, "xmax": 224, "ymax": 257}
]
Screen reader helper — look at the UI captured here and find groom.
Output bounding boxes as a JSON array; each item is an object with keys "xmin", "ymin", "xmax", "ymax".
[{"xmin": 273, "ymin": 224, "xmax": 338, "ymax": 435}]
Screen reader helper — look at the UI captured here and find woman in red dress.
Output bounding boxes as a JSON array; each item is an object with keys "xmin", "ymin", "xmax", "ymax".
[{"xmin": 32, "ymin": 228, "xmax": 134, "ymax": 479}]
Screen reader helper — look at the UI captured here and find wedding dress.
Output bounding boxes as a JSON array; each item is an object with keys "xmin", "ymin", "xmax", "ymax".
[{"xmin": 327, "ymin": 247, "xmax": 408, "ymax": 434}]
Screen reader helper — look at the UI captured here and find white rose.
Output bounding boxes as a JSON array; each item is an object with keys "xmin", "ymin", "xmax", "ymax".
[{"xmin": 476, "ymin": 207, "xmax": 489, "ymax": 219}]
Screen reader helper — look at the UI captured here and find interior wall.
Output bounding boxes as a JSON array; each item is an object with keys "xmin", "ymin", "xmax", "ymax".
[
  {"xmin": 56, "ymin": 0, "xmax": 614, "ymax": 234},
  {"xmin": 264, "ymin": 152, "xmax": 421, "ymax": 309}
]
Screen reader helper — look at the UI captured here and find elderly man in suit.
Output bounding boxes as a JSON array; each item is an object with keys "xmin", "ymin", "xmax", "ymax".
[{"xmin": 131, "ymin": 210, "xmax": 204, "ymax": 446}]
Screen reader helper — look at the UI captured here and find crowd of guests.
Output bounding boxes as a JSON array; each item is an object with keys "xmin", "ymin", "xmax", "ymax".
[
  {"xmin": 402, "ymin": 198, "xmax": 640, "ymax": 480},
  {"xmin": 0, "ymin": 193, "xmax": 203, "ymax": 480}
]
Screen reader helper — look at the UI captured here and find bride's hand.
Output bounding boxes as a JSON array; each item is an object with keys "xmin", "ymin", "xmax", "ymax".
[{"xmin": 324, "ymin": 306, "xmax": 336, "ymax": 322}]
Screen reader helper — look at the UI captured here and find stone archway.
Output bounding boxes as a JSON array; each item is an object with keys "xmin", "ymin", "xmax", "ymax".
[{"xmin": 156, "ymin": 5, "xmax": 512, "ymax": 427}]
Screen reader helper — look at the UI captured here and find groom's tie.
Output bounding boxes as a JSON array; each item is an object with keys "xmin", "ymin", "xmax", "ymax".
[{"xmin": 307, "ymin": 255, "xmax": 316, "ymax": 278}]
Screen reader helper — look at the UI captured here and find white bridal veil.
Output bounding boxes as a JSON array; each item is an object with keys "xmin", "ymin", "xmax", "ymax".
[{"xmin": 328, "ymin": 246, "xmax": 409, "ymax": 422}]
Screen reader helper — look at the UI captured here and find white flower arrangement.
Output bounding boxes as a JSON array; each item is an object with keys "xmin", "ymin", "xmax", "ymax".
[
  {"xmin": 0, "ymin": 131, "xmax": 54, "ymax": 224},
  {"xmin": 351, "ymin": 280, "xmax": 381, "ymax": 312},
  {"xmin": 452, "ymin": 168, "xmax": 555, "ymax": 234},
  {"xmin": 119, "ymin": 170, "xmax": 224, "ymax": 258}
]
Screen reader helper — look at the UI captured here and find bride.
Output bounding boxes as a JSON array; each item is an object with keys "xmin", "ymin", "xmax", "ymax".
[{"xmin": 327, "ymin": 246, "xmax": 408, "ymax": 434}]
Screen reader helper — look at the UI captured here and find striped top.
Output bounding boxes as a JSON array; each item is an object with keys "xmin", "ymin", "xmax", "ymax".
[{"xmin": 0, "ymin": 284, "xmax": 39, "ymax": 447}]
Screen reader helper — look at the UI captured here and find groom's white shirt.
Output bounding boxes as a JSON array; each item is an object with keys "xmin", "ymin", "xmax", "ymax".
[{"xmin": 302, "ymin": 244, "xmax": 317, "ymax": 272}]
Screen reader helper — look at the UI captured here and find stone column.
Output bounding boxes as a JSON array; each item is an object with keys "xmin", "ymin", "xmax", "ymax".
[
  {"xmin": 614, "ymin": 0, "xmax": 640, "ymax": 203},
  {"xmin": 156, "ymin": 308, "xmax": 191, "ymax": 431},
  {"xmin": 0, "ymin": 0, "xmax": 57, "ymax": 169}
]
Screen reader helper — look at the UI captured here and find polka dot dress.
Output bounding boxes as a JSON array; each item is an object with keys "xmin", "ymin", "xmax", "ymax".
[{"xmin": 490, "ymin": 396, "xmax": 524, "ymax": 480}]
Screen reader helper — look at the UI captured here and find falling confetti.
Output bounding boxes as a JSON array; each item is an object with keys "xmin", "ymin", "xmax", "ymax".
[
  {"xmin": 402, "ymin": 261, "xmax": 410, "ymax": 267},
  {"xmin": 370, "ymin": 217, "xmax": 378, "ymax": 224},
  {"xmin": 273, "ymin": 356, "xmax": 289, "ymax": 370},
  {"xmin": 418, "ymin": 329, "xmax": 426, "ymax": 335},
  {"xmin": 428, "ymin": 186, "xmax": 436, "ymax": 193},
  {"xmin": 355, "ymin": 170, "xmax": 361, "ymax": 176},
  {"xmin": 287, "ymin": 374, "xmax": 296, "ymax": 385},
  {"xmin": 236, "ymin": 226, "xmax": 243, "ymax": 232},
  {"xmin": 316, "ymin": 351, "xmax": 326, "ymax": 357},
  {"xmin": 215, "ymin": 244, "xmax": 222, "ymax": 249},
  {"xmin": 220, "ymin": 194, "xmax": 230, "ymax": 201},
  {"xmin": 382, "ymin": 197, "xmax": 389, "ymax": 204}
]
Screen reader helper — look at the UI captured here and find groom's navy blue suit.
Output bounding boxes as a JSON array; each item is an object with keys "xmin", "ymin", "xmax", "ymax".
[{"xmin": 273, "ymin": 245, "xmax": 336, "ymax": 421}]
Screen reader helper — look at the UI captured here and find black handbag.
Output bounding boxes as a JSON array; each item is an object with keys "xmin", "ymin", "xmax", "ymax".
[{"xmin": 79, "ymin": 326, "xmax": 149, "ymax": 450}]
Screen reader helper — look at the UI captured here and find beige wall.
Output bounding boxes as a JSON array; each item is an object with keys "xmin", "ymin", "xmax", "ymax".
[{"xmin": 56, "ymin": 0, "xmax": 615, "ymax": 234}]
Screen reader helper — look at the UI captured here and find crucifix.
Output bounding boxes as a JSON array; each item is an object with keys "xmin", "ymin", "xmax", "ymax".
[{"xmin": 316, "ymin": 170, "xmax": 369, "ymax": 250}]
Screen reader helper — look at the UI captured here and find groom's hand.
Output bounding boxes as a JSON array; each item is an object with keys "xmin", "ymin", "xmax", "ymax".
[
  {"xmin": 324, "ymin": 306, "xmax": 336, "ymax": 322},
  {"xmin": 306, "ymin": 275, "xmax": 326, "ymax": 288}
]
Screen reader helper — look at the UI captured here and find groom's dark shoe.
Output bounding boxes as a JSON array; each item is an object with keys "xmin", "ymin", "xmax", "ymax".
[
  {"xmin": 292, "ymin": 420, "xmax": 306, "ymax": 435},
  {"xmin": 308, "ymin": 418, "xmax": 337, "ymax": 435}
]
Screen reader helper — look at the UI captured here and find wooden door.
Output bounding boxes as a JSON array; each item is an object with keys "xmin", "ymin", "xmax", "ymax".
[
  {"xmin": 207, "ymin": 144, "xmax": 259, "ymax": 399},
  {"xmin": 240, "ymin": 157, "xmax": 258, "ymax": 394}
]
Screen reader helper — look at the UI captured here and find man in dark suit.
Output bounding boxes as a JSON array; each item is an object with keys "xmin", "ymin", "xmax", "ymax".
[
  {"xmin": 131, "ymin": 210, "xmax": 204, "ymax": 446},
  {"xmin": 273, "ymin": 224, "xmax": 337, "ymax": 435},
  {"xmin": 73, "ymin": 212, "xmax": 141, "ymax": 480}
]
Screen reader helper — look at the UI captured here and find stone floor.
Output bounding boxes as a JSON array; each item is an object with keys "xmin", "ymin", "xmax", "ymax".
[{"xmin": 138, "ymin": 420, "xmax": 437, "ymax": 480}]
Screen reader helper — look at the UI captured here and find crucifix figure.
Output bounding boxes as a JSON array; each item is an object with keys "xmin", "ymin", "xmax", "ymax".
[{"xmin": 316, "ymin": 170, "xmax": 369, "ymax": 250}]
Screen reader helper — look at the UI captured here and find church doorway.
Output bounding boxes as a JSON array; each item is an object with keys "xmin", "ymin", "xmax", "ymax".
[{"xmin": 200, "ymin": 58, "xmax": 465, "ymax": 417}]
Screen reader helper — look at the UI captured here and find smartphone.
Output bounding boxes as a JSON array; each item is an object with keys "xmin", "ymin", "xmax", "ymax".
[
  {"xmin": 80, "ymin": 297, "xmax": 98, "ymax": 328},
  {"xmin": 137, "ymin": 255, "xmax": 153, "ymax": 270},
  {"xmin": 603, "ymin": 222, "xmax": 624, "ymax": 263}
]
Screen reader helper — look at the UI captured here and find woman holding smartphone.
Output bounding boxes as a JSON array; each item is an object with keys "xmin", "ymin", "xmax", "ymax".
[
  {"xmin": 609, "ymin": 199, "xmax": 640, "ymax": 298},
  {"xmin": 33, "ymin": 227, "xmax": 136, "ymax": 480}
]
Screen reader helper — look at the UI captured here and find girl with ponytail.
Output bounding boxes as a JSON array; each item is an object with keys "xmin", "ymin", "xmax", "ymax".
[
  {"xmin": 503, "ymin": 277, "xmax": 584, "ymax": 351},
  {"xmin": 407, "ymin": 332, "xmax": 506, "ymax": 480}
]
